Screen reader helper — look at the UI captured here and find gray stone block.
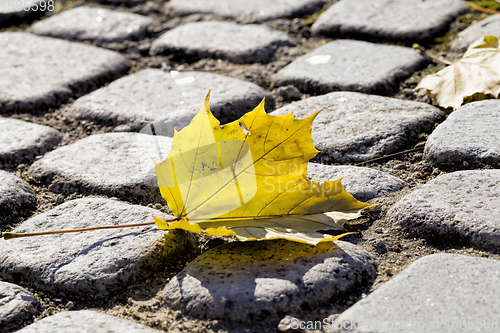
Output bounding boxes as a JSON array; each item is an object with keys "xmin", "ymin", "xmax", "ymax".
[
  {"xmin": 331, "ymin": 253, "xmax": 500, "ymax": 333},
  {"xmin": 16, "ymin": 310, "xmax": 162, "ymax": 333},
  {"xmin": 424, "ymin": 100, "xmax": 500, "ymax": 167},
  {"xmin": 0, "ymin": 198, "xmax": 197, "ymax": 298},
  {"xmin": 0, "ymin": 117, "xmax": 62, "ymax": 167},
  {"xmin": 30, "ymin": 7, "xmax": 153, "ymax": 43},
  {"xmin": 67, "ymin": 69, "xmax": 274, "ymax": 130},
  {"xmin": 160, "ymin": 240, "xmax": 377, "ymax": 325},
  {"xmin": 150, "ymin": 21, "xmax": 293, "ymax": 63},
  {"xmin": 312, "ymin": 0, "xmax": 467, "ymax": 41},
  {"xmin": 451, "ymin": 14, "xmax": 500, "ymax": 52},
  {"xmin": 27, "ymin": 132, "xmax": 173, "ymax": 203},
  {"xmin": 388, "ymin": 170, "xmax": 500, "ymax": 250},
  {"xmin": 307, "ymin": 163, "xmax": 406, "ymax": 201},
  {"xmin": 0, "ymin": 281, "xmax": 39, "ymax": 331},
  {"xmin": 141, "ymin": 107, "xmax": 198, "ymax": 138},
  {"xmin": 0, "ymin": 170, "xmax": 36, "ymax": 225},
  {"xmin": 0, "ymin": 32, "xmax": 130, "ymax": 113},
  {"xmin": 92, "ymin": 0, "xmax": 146, "ymax": 4},
  {"xmin": 271, "ymin": 92, "xmax": 443, "ymax": 163},
  {"xmin": 274, "ymin": 40, "xmax": 427, "ymax": 95},
  {"xmin": 167, "ymin": 0, "xmax": 324, "ymax": 22}
]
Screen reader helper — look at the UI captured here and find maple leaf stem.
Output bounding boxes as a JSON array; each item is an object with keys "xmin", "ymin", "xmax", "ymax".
[
  {"xmin": 412, "ymin": 44, "xmax": 452, "ymax": 66},
  {"xmin": 1, "ymin": 219, "xmax": 176, "ymax": 240},
  {"xmin": 467, "ymin": 3, "xmax": 500, "ymax": 15}
]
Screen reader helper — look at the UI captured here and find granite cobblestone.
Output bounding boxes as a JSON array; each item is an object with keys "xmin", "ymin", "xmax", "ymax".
[
  {"xmin": 31, "ymin": 7, "xmax": 154, "ymax": 43},
  {"xmin": 0, "ymin": 32, "xmax": 130, "ymax": 113}
]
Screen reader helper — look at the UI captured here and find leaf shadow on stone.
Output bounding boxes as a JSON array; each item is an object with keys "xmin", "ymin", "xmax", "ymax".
[{"xmin": 161, "ymin": 240, "xmax": 377, "ymax": 325}]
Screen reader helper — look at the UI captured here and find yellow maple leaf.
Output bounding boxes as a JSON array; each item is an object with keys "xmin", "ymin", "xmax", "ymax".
[
  {"xmin": 153, "ymin": 93, "xmax": 370, "ymax": 244},
  {"xmin": 416, "ymin": 36, "xmax": 500, "ymax": 109}
]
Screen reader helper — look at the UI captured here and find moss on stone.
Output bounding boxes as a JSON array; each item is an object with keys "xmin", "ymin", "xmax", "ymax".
[
  {"xmin": 301, "ymin": 10, "xmax": 324, "ymax": 27},
  {"xmin": 405, "ymin": 65, "xmax": 444, "ymax": 86}
]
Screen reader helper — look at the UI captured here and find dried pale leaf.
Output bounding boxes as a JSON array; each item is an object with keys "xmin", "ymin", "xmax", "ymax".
[
  {"xmin": 416, "ymin": 36, "xmax": 500, "ymax": 109},
  {"xmin": 154, "ymin": 93, "xmax": 370, "ymax": 244}
]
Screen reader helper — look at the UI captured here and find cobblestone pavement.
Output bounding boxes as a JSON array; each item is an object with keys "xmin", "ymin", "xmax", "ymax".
[{"xmin": 1, "ymin": 1, "xmax": 499, "ymax": 332}]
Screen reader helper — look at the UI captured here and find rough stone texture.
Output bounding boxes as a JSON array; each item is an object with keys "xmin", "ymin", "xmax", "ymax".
[
  {"xmin": 93, "ymin": 0, "xmax": 145, "ymax": 4},
  {"xmin": 160, "ymin": 240, "xmax": 377, "ymax": 325},
  {"xmin": 0, "ymin": 198, "xmax": 197, "ymax": 298},
  {"xmin": 0, "ymin": 32, "xmax": 130, "ymax": 113},
  {"xmin": 27, "ymin": 132, "xmax": 172, "ymax": 203},
  {"xmin": 0, "ymin": 117, "xmax": 62, "ymax": 167},
  {"xmin": 274, "ymin": 40, "xmax": 427, "ymax": 95},
  {"xmin": 424, "ymin": 100, "xmax": 500, "ymax": 167},
  {"xmin": 0, "ymin": 281, "xmax": 39, "ymax": 332},
  {"xmin": 271, "ymin": 92, "xmax": 443, "ymax": 163},
  {"xmin": 167, "ymin": 0, "xmax": 324, "ymax": 22},
  {"xmin": 451, "ymin": 14, "xmax": 500, "ymax": 51},
  {"xmin": 30, "ymin": 7, "xmax": 154, "ymax": 43},
  {"xmin": 331, "ymin": 253, "xmax": 500, "ymax": 333},
  {"xmin": 139, "ymin": 107, "xmax": 201, "ymax": 138},
  {"xmin": 150, "ymin": 21, "xmax": 293, "ymax": 63},
  {"xmin": 67, "ymin": 69, "xmax": 274, "ymax": 131},
  {"xmin": 0, "ymin": 0, "xmax": 41, "ymax": 23},
  {"xmin": 307, "ymin": 163, "xmax": 406, "ymax": 202},
  {"xmin": 0, "ymin": 170, "xmax": 36, "ymax": 225},
  {"xmin": 16, "ymin": 310, "xmax": 162, "ymax": 333},
  {"xmin": 388, "ymin": 170, "xmax": 500, "ymax": 250},
  {"xmin": 312, "ymin": 0, "xmax": 467, "ymax": 42}
]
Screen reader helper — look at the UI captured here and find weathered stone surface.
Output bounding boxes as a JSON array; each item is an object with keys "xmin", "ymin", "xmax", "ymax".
[
  {"xmin": 274, "ymin": 40, "xmax": 426, "ymax": 95},
  {"xmin": 67, "ymin": 69, "xmax": 273, "ymax": 130},
  {"xmin": 0, "ymin": 117, "xmax": 62, "ymax": 167},
  {"xmin": 271, "ymin": 92, "xmax": 443, "ymax": 163},
  {"xmin": 17, "ymin": 310, "xmax": 162, "ymax": 333},
  {"xmin": 331, "ymin": 253, "xmax": 500, "ymax": 333},
  {"xmin": 307, "ymin": 163, "xmax": 406, "ymax": 201},
  {"xmin": 451, "ymin": 14, "xmax": 500, "ymax": 51},
  {"xmin": 424, "ymin": 100, "xmax": 500, "ymax": 167},
  {"xmin": 31, "ymin": 7, "xmax": 153, "ymax": 43},
  {"xmin": 150, "ymin": 21, "xmax": 293, "ymax": 63},
  {"xmin": 167, "ymin": 0, "xmax": 324, "ymax": 22},
  {"xmin": 0, "ymin": 281, "xmax": 39, "ymax": 331},
  {"xmin": 0, "ymin": 32, "xmax": 130, "ymax": 113},
  {"xmin": 140, "ymin": 107, "xmax": 200, "ymax": 138},
  {"xmin": 27, "ymin": 132, "xmax": 172, "ymax": 203},
  {"xmin": 312, "ymin": 0, "xmax": 467, "ymax": 41},
  {"xmin": 0, "ymin": 170, "xmax": 36, "ymax": 225},
  {"xmin": 0, "ymin": 0, "xmax": 41, "ymax": 23},
  {"xmin": 160, "ymin": 240, "xmax": 377, "ymax": 325},
  {"xmin": 93, "ymin": 0, "xmax": 145, "ymax": 4},
  {"xmin": 0, "ymin": 198, "xmax": 197, "ymax": 298},
  {"xmin": 388, "ymin": 170, "xmax": 500, "ymax": 250}
]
